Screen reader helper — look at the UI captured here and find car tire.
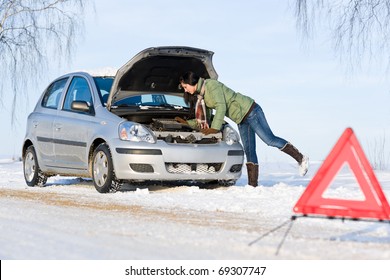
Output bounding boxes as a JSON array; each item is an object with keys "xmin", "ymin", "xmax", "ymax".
[
  {"xmin": 23, "ymin": 145, "xmax": 47, "ymax": 187},
  {"xmin": 92, "ymin": 143, "xmax": 118, "ymax": 193}
]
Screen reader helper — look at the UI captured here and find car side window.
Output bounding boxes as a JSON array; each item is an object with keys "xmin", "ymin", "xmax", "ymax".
[
  {"xmin": 41, "ymin": 78, "xmax": 68, "ymax": 109},
  {"xmin": 63, "ymin": 77, "xmax": 93, "ymax": 113}
]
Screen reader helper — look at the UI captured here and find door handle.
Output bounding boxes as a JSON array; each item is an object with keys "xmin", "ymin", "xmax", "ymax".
[{"xmin": 54, "ymin": 123, "xmax": 62, "ymax": 131}]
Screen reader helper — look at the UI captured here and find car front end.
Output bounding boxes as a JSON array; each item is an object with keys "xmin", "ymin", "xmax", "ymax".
[
  {"xmin": 105, "ymin": 46, "xmax": 244, "ymax": 185},
  {"xmin": 110, "ymin": 121, "xmax": 243, "ymax": 184}
]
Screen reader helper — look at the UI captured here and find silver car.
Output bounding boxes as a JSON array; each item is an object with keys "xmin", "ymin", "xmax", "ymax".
[{"xmin": 23, "ymin": 46, "xmax": 244, "ymax": 193}]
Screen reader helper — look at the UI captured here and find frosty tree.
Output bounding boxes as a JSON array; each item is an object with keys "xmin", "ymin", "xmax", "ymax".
[
  {"xmin": 0, "ymin": 0, "xmax": 87, "ymax": 123},
  {"xmin": 295, "ymin": 0, "xmax": 390, "ymax": 70}
]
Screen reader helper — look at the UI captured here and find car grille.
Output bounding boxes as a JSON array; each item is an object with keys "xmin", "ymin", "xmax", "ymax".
[{"xmin": 166, "ymin": 163, "xmax": 223, "ymax": 174}]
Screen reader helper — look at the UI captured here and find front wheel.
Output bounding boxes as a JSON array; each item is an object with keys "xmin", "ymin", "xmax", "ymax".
[
  {"xmin": 23, "ymin": 145, "xmax": 47, "ymax": 187},
  {"xmin": 92, "ymin": 143, "xmax": 118, "ymax": 193}
]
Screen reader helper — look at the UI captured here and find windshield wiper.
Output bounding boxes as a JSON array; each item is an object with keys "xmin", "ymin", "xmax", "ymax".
[{"xmin": 111, "ymin": 104, "xmax": 139, "ymax": 109}]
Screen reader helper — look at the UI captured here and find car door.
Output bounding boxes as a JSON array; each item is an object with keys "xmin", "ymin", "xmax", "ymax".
[
  {"xmin": 32, "ymin": 78, "xmax": 68, "ymax": 167},
  {"xmin": 53, "ymin": 75, "xmax": 97, "ymax": 172}
]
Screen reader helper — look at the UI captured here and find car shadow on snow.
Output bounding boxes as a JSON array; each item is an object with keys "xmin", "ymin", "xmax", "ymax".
[
  {"xmin": 45, "ymin": 177, "xmax": 93, "ymax": 187},
  {"xmin": 44, "ymin": 173, "xmax": 312, "ymax": 191},
  {"xmin": 120, "ymin": 180, "xmax": 232, "ymax": 192},
  {"xmin": 45, "ymin": 177, "xmax": 231, "ymax": 192}
]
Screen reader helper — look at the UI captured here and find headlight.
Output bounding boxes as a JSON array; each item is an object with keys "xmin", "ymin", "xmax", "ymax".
[
  {"xmin": 223, "ymin": 126, "xmax": 240, "ymax": 145},
  {"xmin": 119, "ymin": 122, "xmax": 156, "ymax": 143}
]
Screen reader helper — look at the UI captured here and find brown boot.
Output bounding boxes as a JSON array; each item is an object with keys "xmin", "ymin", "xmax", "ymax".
[
  {"xmin": 246, "ymin": 162, "xmax": 259, "ymax": 187},
  {"xmin": 280, "ymin": 143, "xmax": 309, "ymax": 176}
]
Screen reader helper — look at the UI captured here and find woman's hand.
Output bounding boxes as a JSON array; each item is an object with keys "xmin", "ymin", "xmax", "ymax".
[
  {"xmin": 174, "ymin": 117, "xmax": 188, "ymax": 125},
  {"xmin": 201, "ymin": 128, "xmax": 219, "ymax": 135}
]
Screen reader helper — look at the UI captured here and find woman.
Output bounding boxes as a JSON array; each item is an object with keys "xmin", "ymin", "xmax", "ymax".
[{"xmin": 177, "ymin": 71, "xmax": 309, "ymax": 187}]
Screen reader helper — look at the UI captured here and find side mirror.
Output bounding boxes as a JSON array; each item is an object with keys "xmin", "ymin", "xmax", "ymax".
[{"xmin": 71, "ymin": 101, "xmax": 93, "ymax": 114}]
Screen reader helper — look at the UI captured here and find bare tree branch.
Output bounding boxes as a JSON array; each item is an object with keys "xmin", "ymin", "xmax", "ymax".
[
  {"xmin": 0, "ymin": 0, "xmax": 88, "ymax": 124},
  {"xmin": 294, "ymin": 0, "xmax": 390, "ymax": 71}
]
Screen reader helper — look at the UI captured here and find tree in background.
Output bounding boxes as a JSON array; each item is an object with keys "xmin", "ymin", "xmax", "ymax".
[
  {"xmin": 295, "ymin": 0, "xmax": 390, "ymax": 170},
  {"xmin": 295, "ymin": 0, "xmax": 390, "ymax": 70},
  {"xmin": 0, "ymin": 0, "xmax": 87, "ymax": 123}
]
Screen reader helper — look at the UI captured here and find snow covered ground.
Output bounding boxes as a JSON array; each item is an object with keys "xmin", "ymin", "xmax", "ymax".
[{"xmin": 1, "ymin": 157, "xmax": 390, "ymax": 261}]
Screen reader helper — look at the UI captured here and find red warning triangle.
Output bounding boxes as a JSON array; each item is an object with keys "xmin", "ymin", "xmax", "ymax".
[{"xmin": 293, "ymin": 128, "xmax": 390, "ymax": 220}]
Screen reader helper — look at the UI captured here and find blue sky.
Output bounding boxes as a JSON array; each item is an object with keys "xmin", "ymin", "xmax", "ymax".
[{"xmin": 1, "ymin": 0, "xmax": 390, "ymax": 164}]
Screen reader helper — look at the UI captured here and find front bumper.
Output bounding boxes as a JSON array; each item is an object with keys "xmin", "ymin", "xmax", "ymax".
[{"xmin": 110, "ymin": 139, "xmax": 244, "ymax": 182}]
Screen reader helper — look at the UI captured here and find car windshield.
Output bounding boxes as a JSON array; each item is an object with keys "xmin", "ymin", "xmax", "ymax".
[
  {"xmin": 93, "ymin": 77, "xmax": 114, "ymax": 106},
  {"xmin": 112, "ymin": 94, "xmax": 188, "ymax": 108}
]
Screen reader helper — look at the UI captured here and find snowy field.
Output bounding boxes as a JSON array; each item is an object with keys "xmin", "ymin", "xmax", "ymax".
[{"xmin": 1, "ymin": 156, "xmax": 390, "ymax": 261}]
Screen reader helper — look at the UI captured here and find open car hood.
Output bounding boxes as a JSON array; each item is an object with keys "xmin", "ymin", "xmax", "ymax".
[{"xmin": 107, "ymin": 46, "xmax": 218, "ymax": 109}]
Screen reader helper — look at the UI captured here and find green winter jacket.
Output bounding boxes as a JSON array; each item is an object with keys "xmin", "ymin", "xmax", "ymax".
[{"xmin": 187, "ymin": 78, "xmax": 254, "ymax": 130}]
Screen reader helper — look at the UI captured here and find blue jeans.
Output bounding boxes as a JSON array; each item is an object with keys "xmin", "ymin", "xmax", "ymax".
[{"xmin": 238, "ymin": 103, "xmax": 288, "ymax": 164}]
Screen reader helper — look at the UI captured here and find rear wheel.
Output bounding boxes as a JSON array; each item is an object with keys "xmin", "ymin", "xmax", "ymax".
[
  {"xmin": 92, "ymin": 143, "xmax": 120, "ymax": 193},
  {"xmin": 23, "ymin": 145, "xmax": 47, "ymax": 187}
]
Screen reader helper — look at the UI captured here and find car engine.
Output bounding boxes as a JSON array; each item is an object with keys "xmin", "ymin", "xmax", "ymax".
[{"xmin": 149, "ymin": 118, "xmax": 221, "ymax": 144}]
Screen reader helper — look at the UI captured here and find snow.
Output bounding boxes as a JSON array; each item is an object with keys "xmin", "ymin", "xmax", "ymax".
[
  {"xmin": 75, "ymin": 67, "xmax": 118, "ymax": 77},
  {"xmin": 1, "ymin": 157, "xmax": 390, "ymax": 263},
  {"xmin": 2, "ymin": 157, "xmax": 390, "ymax": 279}
]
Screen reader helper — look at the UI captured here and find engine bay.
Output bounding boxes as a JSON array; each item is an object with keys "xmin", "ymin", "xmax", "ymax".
[{"xmin": 149, "ymin": 118, "xmax": 221, "ymax": 144}]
